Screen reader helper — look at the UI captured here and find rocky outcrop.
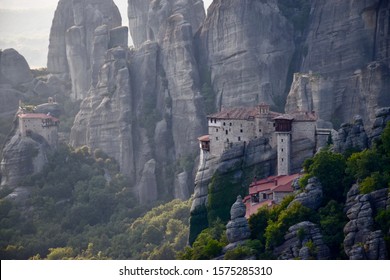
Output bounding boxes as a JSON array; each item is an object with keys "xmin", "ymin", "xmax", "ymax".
[
  {"xmin": 0, "ymin": 49, "xmax": 35, "ymax": 117},
  {"xmin": 197, "ymin": 0, "xmax": 294, "ymax": 108},
  {"xmin": 70, "ymin": 0, "xmax": 207, "ymax": 203},
  {"xmin": 370, "ymin": 107, "xmax": 390, "ymax": 144},
  {"xmin": 47, "ymin": 0, "xmax": 122, "ymax": 100},
  {"xmin": 190, "ymin": 138, "xmax": 276, "ymax": 241},
  {"xmin": 1, "ymin": 129, "xmax": 51, "ymax": 187},
  {"xmin": 0, "ymin": 49, "xmax": 33, "ymax": 87},
  {"xmin": 191, "ymin": 138, "xmax": 276, "ymax": 214},
  {"xmin": 290, "ymin": 177, "xmax": 323, "ymax": 210},
  {"xmin": 274, "ymin": 221, "xmax": 330, "ymax": 260},
  {"xmin": 333, "ymin": 115, "xmax": 369, "ymax": 153},
  {"xmin": 224, "ymin": 196, "xmax": 251, "ymax": 250},
  {"xmin": 286, "ymin": 0, "xmax": 390, "ymax": 128},
  {"xmin": 343, "ymin": 184, "xmax": 388, "ymax": 259}
]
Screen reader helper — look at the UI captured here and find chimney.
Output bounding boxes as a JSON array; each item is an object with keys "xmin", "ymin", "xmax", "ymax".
[{"xmin": 274, "ymin": 179, "xmax": 278, "ymax": 186}]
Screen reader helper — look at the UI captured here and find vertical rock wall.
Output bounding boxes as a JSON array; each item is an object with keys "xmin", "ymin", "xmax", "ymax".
[{"xmin": 197, "ymin": 0, "xmax": 294, "ymax": 109}]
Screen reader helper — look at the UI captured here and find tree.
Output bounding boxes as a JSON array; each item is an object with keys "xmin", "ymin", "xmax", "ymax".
[{"xmin": 307, "ymin": 149, "xmax": 346, "ymax": 202}]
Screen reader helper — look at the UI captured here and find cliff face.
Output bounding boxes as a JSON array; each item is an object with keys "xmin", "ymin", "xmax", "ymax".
[
  {"xmin": 190, "ymin": 138, "xmax": 276, "ymax": 242},
  {"xmin": 197, "ymin": 0, "xmax": 294, "ymax": 109},
  {"xmin": 70, "ymin": 0, "xmax": 206, "ymax": 202},
  {"xmin": 1, "ymin": 128, "xmax": 51, "ymax": 187},
  {"xmin": 47, "ymin": 0, "xmax": 122, "ymax": 100},
  {"xmin": 286, "ymin": 0, "xmax": 390, "ymax": 128}
]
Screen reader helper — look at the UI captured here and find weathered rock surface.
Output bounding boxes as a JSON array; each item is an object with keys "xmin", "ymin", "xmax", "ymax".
[
  {"xmin": 370, "ymin": 107, "xmax": 390, "ymax": 144},
  {"xmin": 226, "ymin": 196, "xmax": 250, "ymax": 244},
  {"xmin": 286, "ymin": 0, "xmax": 390, "ymax": 128},
  {"xmin": 274, "ymin": 221, "xmax": 330, "ymax": 260},
  {"xmin": 343, "ymin": 185, "xmax": 388, "ymax": 259},
  {"xmin": 289, "ymin": 177, "xmax": 323, "ymax": 210},
  {"xmin": 191, "ymin": 138, "xmax": 276, "ymax": 214},
  {"xmin": 0, "ymin": 49, "xmax": 33, "ymax": 87},
  {"xmin": 48, "ymin": 0, "xmax": 122, "ymax": 100},
  {"xmin": 333, "ymin": 115, "xmax": 368, "ymax": 153},
  {"xmin": 128, "ymin": 0, "xmax": 205, "ymax": 48},
  {"xmin": 1, "ymin": 129, "xmax": 51, "ymax": 187},
  {"xmin": 197, "ymin": 0, "xmax": 294, "ymax": 108}
]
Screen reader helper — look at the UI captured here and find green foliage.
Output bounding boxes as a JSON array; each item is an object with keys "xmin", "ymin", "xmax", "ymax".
[
  {"xmin": 224, "ymin": 245, "xmax": 255, "ymax": 260},
  {"xmin": 346, "ymin": 122, "xmax": 390, "ymax": 194},
  {"xmin": 188, "ymin": 205, "xmax": 209, "ymax": 245},
  {"xmin": 127, "ymin": 199, "xmax": 192, "ymax": 260},
  {"xmin": 375, "ymin": 209, "xmax": 390, "ymax": 235},
  {"xmin": 318, "ymin": 200, "xmax": 347, "ymax": 258},
  {"xmin": 178, "ymin": 220, "xmax": 226, "ymax": 260},
  {"xmin": 0, "ymin": 144, "xmax": 140, "ymax": 259},
  {"xmin": 305, "ymin": 149, "xmax": 347, "ymax": 202},
  {"xmin": 298, "ymin": 173, "xmax": 311, "ymax": 189},
  {"xmin": 264, "ymin": 202, "xmax": 314, "ymax": 249},
  {"xmin": 207, "ymin": 170, "xmax": 247, "ymax": 224}
]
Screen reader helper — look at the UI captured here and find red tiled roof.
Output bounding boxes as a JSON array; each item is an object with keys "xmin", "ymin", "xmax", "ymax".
[
  {"xmin": 207, "ymin": 106, "xmax": 281, "ymax": 120},
  {"xmin": 248, "ymin": 173, "xmax": 299, "ymax": 195},
  {"xmin": 19, "ymin": 113, "xmax": 59, "ymax": 122},
  {"xmin": 198, "ymin": 135, "xmax": 210, "ymax": 142}
]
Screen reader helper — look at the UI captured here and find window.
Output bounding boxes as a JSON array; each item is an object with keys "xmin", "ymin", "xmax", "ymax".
[
  {"xmin": 216, "ymin": 129, "xmax": 218, "ymax": 132},
  {"xmin": 227, "ymin": 138, "xmax": 229, "ymax": 142},
  {"xmin": 259, "ymin": 129, "xmax": 262, "ymax": 132},
  {"xmin": 216, "ymin": 137, "xmax": 219, "ymax": 141},
  {"xmin": 223, "ymin": 122, "xmax": 226, "ymax": 126},
  {"xmin": 240, "ymin": 129, "xmax": 243, "ymax": 133},
  {"xmin": 238, "ymin": 137, "xmax": 241, "ymax": 141},
  {"xmin": 281, "ymin": 148, "xmax": 284, "ymax": 152},
  {"xmin": 229, "ymin": 123, "xmax": 232, "ymax": 126},
  {"xmin": 262, "ymin": 193, "xmax": 267, "ymax": 199},
  {"xmin": 226, "ymin": 130, "xmax": 228, "ymax": 135},
  {"xmin": 281, "ymin": 139, "xmax": 284, "ymax": 142},
  {"xmin": 282, "ymin": 158, "xmax": 284, "ymax": 162}
]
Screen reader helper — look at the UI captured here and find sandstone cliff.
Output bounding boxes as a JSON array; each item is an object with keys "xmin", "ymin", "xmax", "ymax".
[
  {"xmin": 344, "ymin": 184, "xmax": 388, "ymax": 259},
  {"xmin": 197, "ymin": 0, "xmax": 294, "ymax": 109},
  {"xmin": 286, "ymin": 0, "xmax": 390, "ymax": 128},
  {"xmin": 47, "ymin": 0, "xmax": 122, "ymax": 100},
  {"xmin": 70, "ymin": 0, "xmax": 207, "ymax": 203}
]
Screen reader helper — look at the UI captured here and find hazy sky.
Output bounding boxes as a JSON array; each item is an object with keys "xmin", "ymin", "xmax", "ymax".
[{"xmin": 0, "ymin": 0, "xmax": 213, "ymax": 68}]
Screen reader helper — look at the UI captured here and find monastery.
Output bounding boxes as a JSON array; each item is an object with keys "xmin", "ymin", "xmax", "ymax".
[
  {"xmin": 17, "ymin": 98, "xmax": 60, "ymax": 147},
  {"xmin": 197, "ymin": 103, "xmax": 319, "ymax": 218}
]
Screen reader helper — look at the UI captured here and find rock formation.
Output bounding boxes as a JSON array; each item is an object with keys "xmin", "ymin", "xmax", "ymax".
[
  {"xmin": 197, "ymin": 0, "xmax": 294, "ymax": 108},
  {"xmin": 343, "ymin": 184, "xmax": 388, "ymax": 259},
  {"xmin": 289, "ymin": 177, "xmax": 323, "ymax": 210},
  {"xmin": 47, "ymin": 0, "xmax": 122, "ymax": 100},
  {"xmin": 274, "ymin": 221, "xmax": 330, "ymax": 260},
  {"xmin": 370, "ymin": 107, "xmax": 390, "ymax": 144},
  {"xmin": 1, "ymin": 128, "xmax": 51, "ymax": 187},
  {"xmin": 286, "ymin": 0, "xmax": 390, "ymax": 128},
  {"xmin": 225, "ymin": 196, "xmax": 251, "ymax": 248},
  {"xmin": 190, "ymin": 137, "xmax": 276, "ymax": 241},
  {"xmin": 333, "ymin": 115, "xmax": 369, "ymax": 154}
]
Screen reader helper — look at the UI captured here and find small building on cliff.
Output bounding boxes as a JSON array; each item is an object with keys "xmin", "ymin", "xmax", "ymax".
[
  {"xmin": 243, "ymin": 173, "xmax": 300, "ymax": 218},
  {"xmin": 199, "ymin": 104, "xmax": 317, "ymax": 170},
  {"xmin": 18, "ymin": 113, "xmax": 59, "ymax": 147}
]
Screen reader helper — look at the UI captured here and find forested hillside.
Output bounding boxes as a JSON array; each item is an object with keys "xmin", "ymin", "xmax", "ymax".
[{"xmin": 0, "ymin": 145, "xmax": 190, "ymax": 259}]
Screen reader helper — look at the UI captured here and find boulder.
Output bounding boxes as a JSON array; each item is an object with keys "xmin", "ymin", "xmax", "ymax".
[
  {"xmin": 274, "ymin": 221, "xmax": 330, "ymax": 260},
  {"xmin": 226, "ymin": 196, "xmax": 251, "ymax": 244},
  {"xmin": 289, "ymin": 177, "xmax": 323, "ymax": 210},
  {"xmin": 0, "ymin": 49, "xmax": 33, "ymax": 86}
]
